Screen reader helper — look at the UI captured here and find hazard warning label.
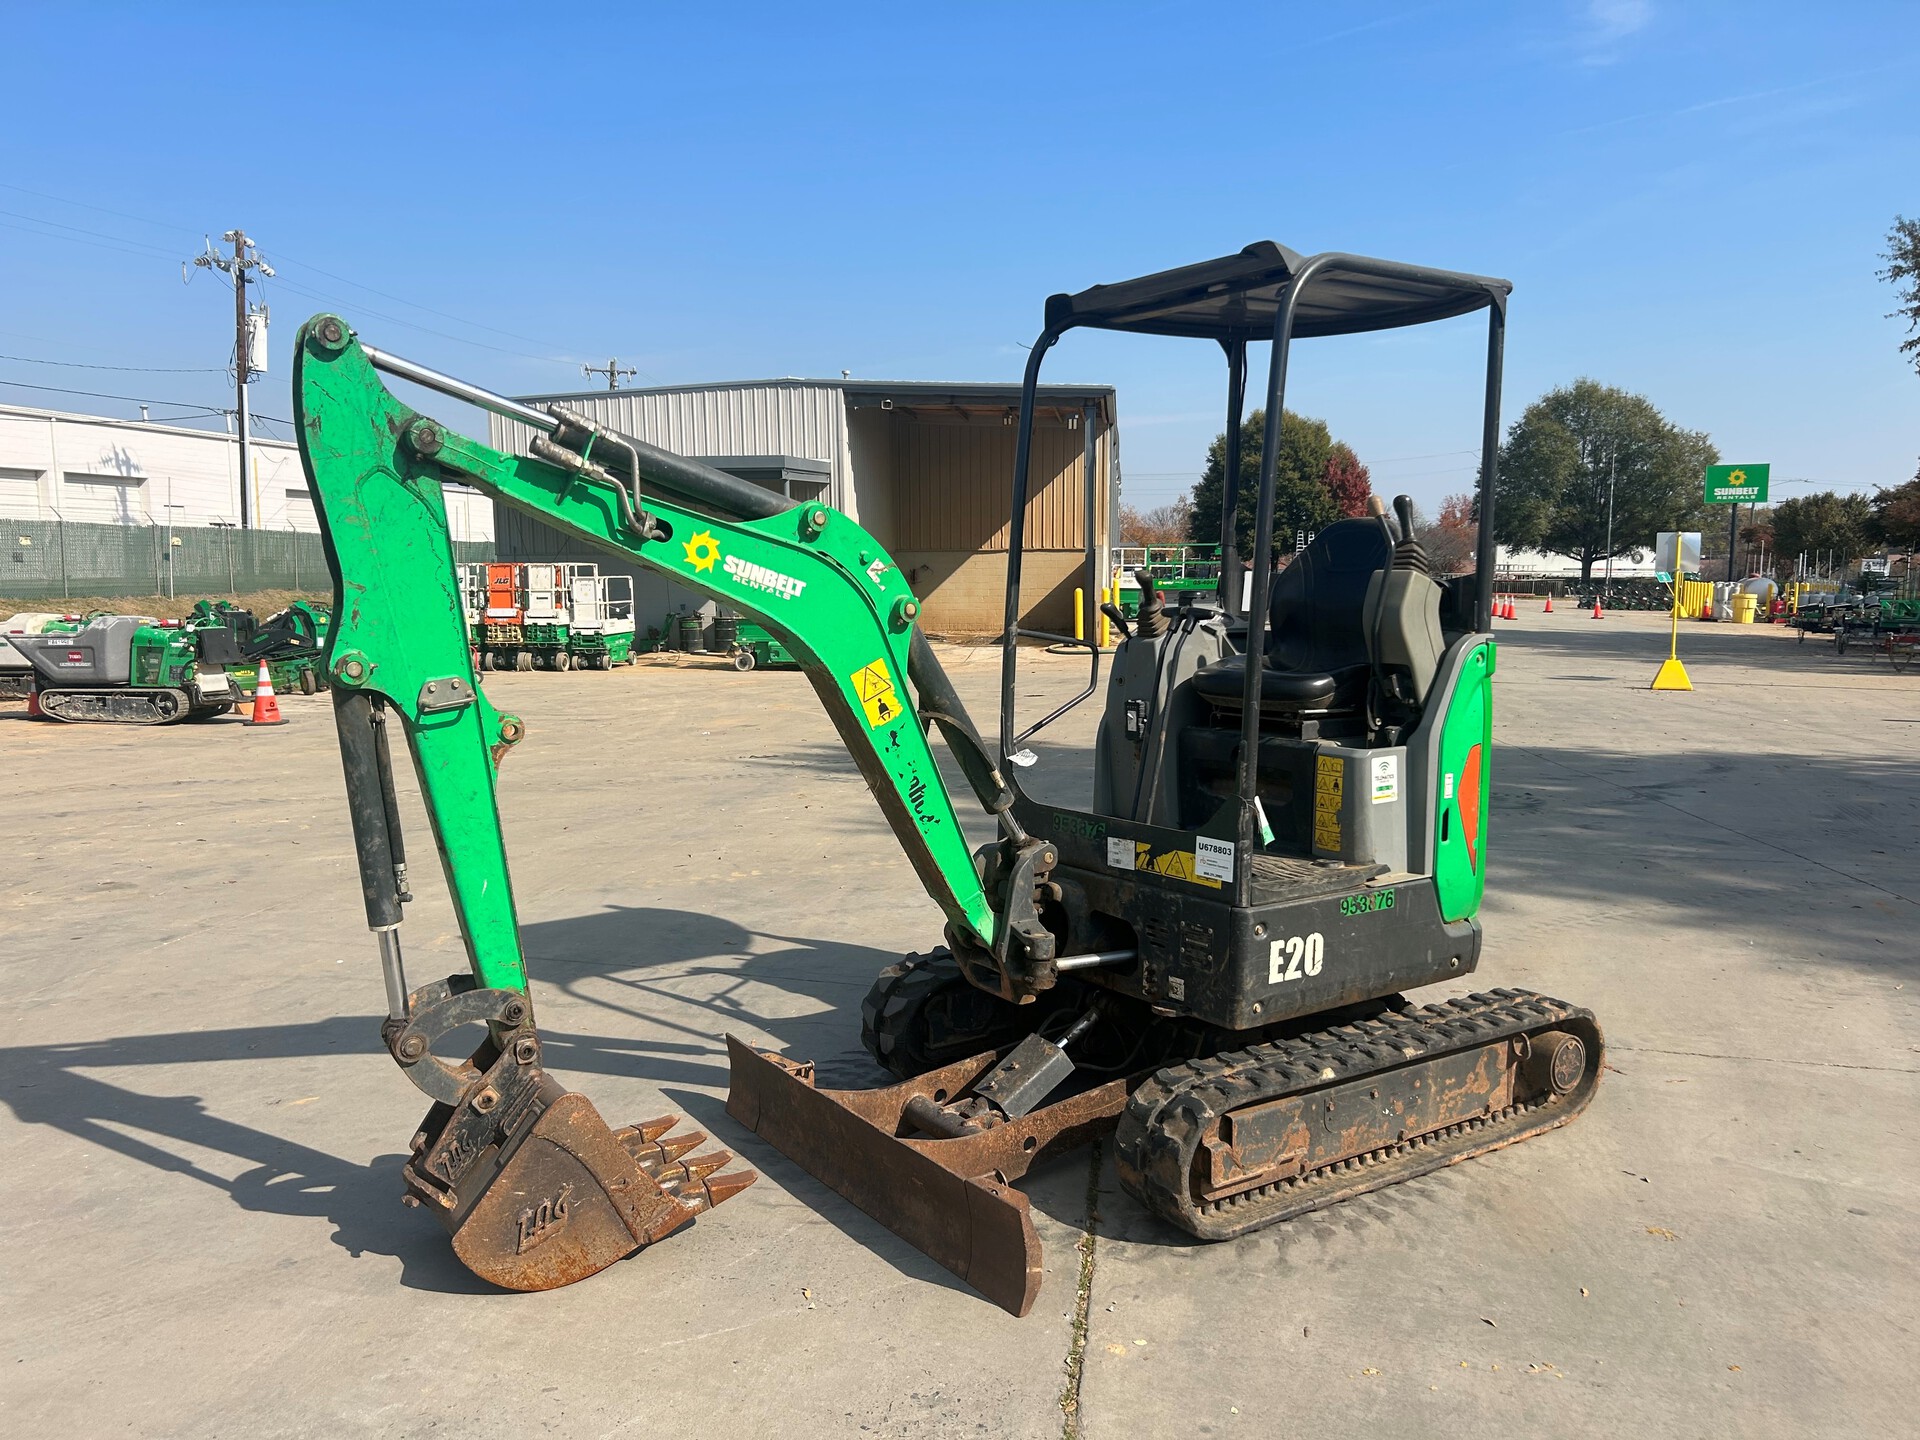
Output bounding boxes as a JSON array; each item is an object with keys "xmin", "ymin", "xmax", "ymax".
[
  {"xmin": 1133, "ymin": 842, "xmax": 1223, "ymax": 890},
  {"xmin": 849, "ymin": 657, "xmax": 902, "ymax": 729},
  {"xmin": 1314, "ymin": 754, "xmax": 1344, "ymax": 852}
]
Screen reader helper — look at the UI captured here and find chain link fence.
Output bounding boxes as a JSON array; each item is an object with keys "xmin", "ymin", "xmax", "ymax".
[{"xmin": 1, "ymin": 517, "xmax": 495, "ymax": 601}]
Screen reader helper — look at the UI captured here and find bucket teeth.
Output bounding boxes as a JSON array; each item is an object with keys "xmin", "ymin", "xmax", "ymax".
[
  {"xmin": 615, "ymin": 1124, "xmax": 709, "ymax": 1171},
  {"xmin": 630, "ymin": 1116, "xmax": 680, "ymax": 1144},
  {"xmin": 679, "ymin": 1167, "xmax": 758, "ymax": 1215},
  {"xmin": 656, "ymin": 1150, "xmax": 735, "ymax": 1191}
]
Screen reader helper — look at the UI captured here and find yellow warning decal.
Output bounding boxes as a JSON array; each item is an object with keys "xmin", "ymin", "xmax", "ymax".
[
  {"xmin": 1133, "ymin": 841, "xmax": 1223, "ymax": 890},
  {"xmin": 1314, "ymin": 754, "xmax": 1344, "ymax": 851},
  {"xmin": 849, "ymin": 656, "xmax": 903, "ymax": 729}
]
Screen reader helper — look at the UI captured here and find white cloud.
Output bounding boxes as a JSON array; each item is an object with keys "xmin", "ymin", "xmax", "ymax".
[{"xmin": 1578, "ymin": 0, "xmax": 1652, "ymax": 63}]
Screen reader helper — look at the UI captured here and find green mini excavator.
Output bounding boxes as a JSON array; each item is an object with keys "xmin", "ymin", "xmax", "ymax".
[{"xmin": 295, "ymin": 243, "xmax": 1601, "ymax": 1315}]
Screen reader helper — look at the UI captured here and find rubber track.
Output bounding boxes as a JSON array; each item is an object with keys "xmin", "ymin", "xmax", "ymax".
[
  {"xmin": 1114, "ymin": 988, "xmax": 1602, "ymax": 1241},
  {"xmin": 859, "ymin": 950, "xmax": 960, "ymax": 1078},
  {"xmin": 39, "ymin": 687, "xmax": 191, "ymax": 725}
]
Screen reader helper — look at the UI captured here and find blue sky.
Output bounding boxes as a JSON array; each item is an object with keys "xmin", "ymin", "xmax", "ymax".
[{"xmin": 2, "ymin": 1, "xmax": 1915, "ymax": 518}]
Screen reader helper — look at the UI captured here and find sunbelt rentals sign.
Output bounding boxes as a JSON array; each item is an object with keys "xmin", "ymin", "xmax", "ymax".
[{"xmin": 1704, "ymin": 463, "xmax": 1769, "ymax": 504}]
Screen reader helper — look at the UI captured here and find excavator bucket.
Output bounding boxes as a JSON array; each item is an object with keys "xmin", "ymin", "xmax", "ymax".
[
  {"xmin": 407, "ymin": 1075, "xmax": 756, "ymax": 1291},
  {"xmin": 725, "ymin": 1036, "xmax": 1126, "ymax": 1316}
]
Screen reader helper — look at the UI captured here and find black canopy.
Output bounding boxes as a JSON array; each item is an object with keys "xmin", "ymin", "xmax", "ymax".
[{"xmin": 1042, "ymin": 241, "xmax": 1510, "ymax": 342}]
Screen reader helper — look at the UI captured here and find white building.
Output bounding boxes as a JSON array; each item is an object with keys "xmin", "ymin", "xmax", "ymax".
[
  {"xmin": 0, "ymin": 403, "xmax": 493, "ymax": 540},
  {"xmin": 1495, "ymin": 544, "xmax": 1656, "ymax": 579}
]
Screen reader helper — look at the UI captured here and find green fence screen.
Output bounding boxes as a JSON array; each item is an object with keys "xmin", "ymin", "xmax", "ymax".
[{"xmin": 1, "ymin": 518, "xmax": 495, "ymax": 600}]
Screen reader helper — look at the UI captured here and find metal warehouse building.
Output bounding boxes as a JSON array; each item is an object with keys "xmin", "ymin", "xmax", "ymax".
[
  {"xmin": 489, "ymin": 378, "xmax": 1118, "ymax": 637},
  {"xmin": 0, "ymin": 402, "xmax": 494, "ymax": 539}
]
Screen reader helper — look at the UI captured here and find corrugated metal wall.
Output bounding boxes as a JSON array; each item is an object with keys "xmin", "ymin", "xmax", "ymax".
[
  {"xmin": 489, "ymin": 382, "xmax": 850, "ymax": 512},
  {"xmin": 892, "ymin": 416, "xmax": 1103, "ymax": 552}
]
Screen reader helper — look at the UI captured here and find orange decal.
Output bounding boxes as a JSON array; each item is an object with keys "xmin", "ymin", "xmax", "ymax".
[{"xmin": 1458, "ymin": 742, "xmax": 1483, "ymax": 869}]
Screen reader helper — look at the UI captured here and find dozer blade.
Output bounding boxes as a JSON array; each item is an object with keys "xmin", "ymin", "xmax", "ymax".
[
  {"xmin": 408, "ymin": 1077, "xmax": 757, "ymax": 1292},
  {"xmin": 725, "ymin": 1035, "xmax": 1125, "ymax": 1317}
]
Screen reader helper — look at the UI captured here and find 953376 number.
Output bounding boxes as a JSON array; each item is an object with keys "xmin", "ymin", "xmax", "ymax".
[{"xmin": 1338, "ymin": 888, "xmax": 1395, "ymax": 917}]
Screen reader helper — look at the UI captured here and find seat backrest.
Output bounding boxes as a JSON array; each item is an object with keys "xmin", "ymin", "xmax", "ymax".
[{"xmin": 1265, "ymin": 518, "xmax": 1391, "ymax": 674}]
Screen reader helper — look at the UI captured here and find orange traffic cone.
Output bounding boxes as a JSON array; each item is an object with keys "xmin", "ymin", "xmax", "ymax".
[
  {"xmin": 1543, "ymin": 595, "xmax": 1554, "ymax": 613},
  {"xmin": 25, "ymin": 686, "xmax": 43, "ymax": 719},
  {"xmin": 1503, "ymin": 598, "xmax": 1515, "ymax": 620},
  {"xmin": 247, "ymin": 663, "xmax": 288, "ymax": 727},
  {"xmin": 1590, "ymin": 597, "xmax": 1604, "ymax": 619}
]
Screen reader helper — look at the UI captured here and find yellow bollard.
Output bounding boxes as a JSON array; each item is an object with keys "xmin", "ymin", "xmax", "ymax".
[{"xmin": 1074, "ymin": 587, "xmax": 1085, "ymax": 643}]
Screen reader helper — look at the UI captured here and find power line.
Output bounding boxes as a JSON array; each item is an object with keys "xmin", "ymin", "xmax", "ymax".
[
  {"xmin": 0, "ymin": 207, "xmax": 181, "ymax": 259},
  {"xmin": 0, "ymin": 376, "xmax": 226, "ymax": 412},
  {"xmin": 256, "ymin": 271, "xmax": 576, "ymax": 366},
  {"xmin": 0, "ymin": 351, "xmax": 225, "ymax": 374},
  {"xmin": 267, "ymin": 246, "xmax": 578, "ymax": 353},
  {"xmin": 0, "ymin": 216, "xmax": 184, "ymax": 264},
  {"xmin": 0, "ymin": 191, "xmax": 580, "ymax": 368},
  {"xmin": 0, "ymin": 181, "xmax": 199, "ymax": 239}
]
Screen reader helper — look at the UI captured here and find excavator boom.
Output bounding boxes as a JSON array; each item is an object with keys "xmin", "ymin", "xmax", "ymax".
[{"xmin": 295, "ymin": 314, "xmax": 1041, "ymax": 1290}]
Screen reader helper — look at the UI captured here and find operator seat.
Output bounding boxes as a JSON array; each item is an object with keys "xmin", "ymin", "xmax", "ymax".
[{"xmin": 1190, "ymin": 517, "xmax": 1391, "ymax": 716}]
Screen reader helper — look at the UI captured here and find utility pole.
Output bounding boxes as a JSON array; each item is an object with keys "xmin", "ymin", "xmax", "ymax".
[
  {"xmin": 582, "ymin": 358, "xmax": 637, "ymax": 391},
  {"xmin": 191, "ymin": 231, "xmax": 273, "ymax": 528}
]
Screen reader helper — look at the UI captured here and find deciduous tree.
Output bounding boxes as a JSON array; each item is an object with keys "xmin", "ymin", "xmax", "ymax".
[
  {"xmin": 1771, "ymin": 491, "xmax": 1873, "ymax": 571},
  {"xmin": 1323, "ymin": 443, "xmax": 1373, "ymax": 519},
  {"xmin": 1881, "ymin": 215, "xmax": 1920, "ymax": 376},
  {"xmin": 1118, "ymin": 496, "xmax": 1194, "ymax": 546},
  {"xmin": 1492, "ymin": 379, "xmax": 1717, "ymax": 582},
  {"xmin": 1188, "ymin": 409, "xmax": 1338, "ymax": 558},
  {"xmin": 1869, "ymin": 470, "xmax": 1920, "ymax": 551},
  {"xmin": 1420, "ymin": 491, "xmax": 1479, "ymax": 575}
]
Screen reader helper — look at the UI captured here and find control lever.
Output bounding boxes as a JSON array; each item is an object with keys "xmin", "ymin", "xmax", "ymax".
[{"xmin": 1393, "ymin": 494, "xmax": 1418, "ymax": 548}]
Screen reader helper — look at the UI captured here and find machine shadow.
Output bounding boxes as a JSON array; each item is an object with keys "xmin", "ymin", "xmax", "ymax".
[
  {"xmin": 0, "ymin": 1017, "xmax": 489, "ymax": 1294},
  {"xmin": 0, "ymin": 901, "xmax": 1091, "ymax": 1303},
  {"xmin": 519, "ymin": 902, "xmax": 904, "ymax": 1082},
  {"xmin": 1487, "ymin": 744, "xmax": 1919, "ymax": 982}
]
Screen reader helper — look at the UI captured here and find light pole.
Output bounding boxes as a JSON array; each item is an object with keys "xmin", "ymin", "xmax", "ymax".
[
  {"xmin": 45, "ymin": 503, "xmax": 69, "ymax": 600},
  {"xmin": 1602, "ymin": 445, "xmax": 1618, "ymax": 592},
  {"xmin": 164, "ymin": 496, "xmax": 187, "ymax": 601},
  {"xmin": 211, "ymin": 519, "xmax": 236, "ymax": 595}
]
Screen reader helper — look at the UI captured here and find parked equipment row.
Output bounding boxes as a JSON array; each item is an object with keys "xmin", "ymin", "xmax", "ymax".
[{"xmin": 458, "ymin": 562, "xmax": 637, "ymax": 670}]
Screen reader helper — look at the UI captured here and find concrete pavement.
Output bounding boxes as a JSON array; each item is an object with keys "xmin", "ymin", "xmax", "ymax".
[{"xmin": 1, "ymin": 616, "xmax": 1912, "ymax": 1438}]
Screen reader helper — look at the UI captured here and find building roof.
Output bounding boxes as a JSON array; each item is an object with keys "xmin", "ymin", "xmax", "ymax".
[
  {"xmin": 514, "ymin": 377, "xmax": 1116, "ymax": 423},
  {"xmin": 0, "ymin": 401, "xmax": 297, "ymax": 449}
]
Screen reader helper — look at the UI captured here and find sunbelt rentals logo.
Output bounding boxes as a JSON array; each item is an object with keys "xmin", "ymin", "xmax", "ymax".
[
  {"xmin": 724, "ymin": 553, "xmax": 807, "ymax": 600},
  {"xmin": 681, "ymin": 528, "xmax": 807, "ymax": 600}
]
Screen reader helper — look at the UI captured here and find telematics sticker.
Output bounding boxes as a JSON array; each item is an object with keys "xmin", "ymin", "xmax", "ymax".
[{"xmin": 1370, "ymin": 754, "xmax": 1399, "ymax": 804}]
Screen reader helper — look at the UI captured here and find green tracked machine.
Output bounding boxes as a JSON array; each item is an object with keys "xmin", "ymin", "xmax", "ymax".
[
  {"xmin": 294, "ymin": 242, "xmax": 1601, "ymax": 1315},
  {"xmin": 188, "ymin": 599, "xmax": 334, "ymax": 695},
  {"xmin": 11, "ymin": 612, "xmax": 243, "ymax": 723}
]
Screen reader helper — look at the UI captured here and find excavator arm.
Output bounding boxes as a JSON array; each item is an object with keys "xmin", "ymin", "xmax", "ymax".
[{"xmin": 294, "ymin": 314, "xmax": 1056, "ymax": 1292}]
